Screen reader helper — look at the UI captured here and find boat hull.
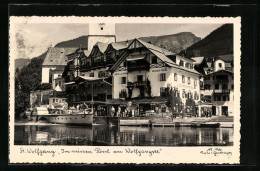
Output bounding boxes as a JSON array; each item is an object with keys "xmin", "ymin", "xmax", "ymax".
[{"xmin": 45, "ymin": 114, "xmax": 93, "ymax": 125}]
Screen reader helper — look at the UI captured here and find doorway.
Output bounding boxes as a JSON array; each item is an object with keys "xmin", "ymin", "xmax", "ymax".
[
  {"xmin": 212, "ymin": 106, "xmax": 216, "ymax": 116},
  {"xmin": 222, "ymin": 106, "xmax": 228, "ymax": 116}
]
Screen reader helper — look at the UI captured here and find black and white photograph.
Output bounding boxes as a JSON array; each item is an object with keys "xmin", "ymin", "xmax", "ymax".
[{"xmin": 9, "ymin": 16, "xmax": 241, "ymax": 164}]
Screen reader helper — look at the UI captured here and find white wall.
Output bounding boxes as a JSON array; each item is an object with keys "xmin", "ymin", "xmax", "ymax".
[
  {"xmin": 41, "ymin": 66, "xmax": 56, "ymax": 83},
  {"xmin": 203, "ymin": 73, "xmax": 234, "ymax": 116},
  {"xmin": 214, "ymin": 59, "xmax": 226, "ymax": 72},
  {"xmin": 113, "ymin": 66, "xmax": 201, "ymax": 103},
  {"xmin": 88, "ymin": 36, "xmax": 115, "ymax": 51},
  {"xmin": 113, "ymin": 70, "xmax": 128, "ymax": 99},
  {"xmin": 89, "ymin": 23, "xmax": 116, "ymax": 36}
]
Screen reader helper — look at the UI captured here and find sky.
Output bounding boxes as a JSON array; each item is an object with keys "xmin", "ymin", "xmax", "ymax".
[{"xmin": 13, "ymin": 22, "xmax": 223, "ymax": 59}]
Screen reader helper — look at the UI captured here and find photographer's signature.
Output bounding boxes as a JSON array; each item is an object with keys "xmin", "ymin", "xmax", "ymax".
[{"xmin": 200, "ymin": 148, "xmax": 232, "ymax": 158}]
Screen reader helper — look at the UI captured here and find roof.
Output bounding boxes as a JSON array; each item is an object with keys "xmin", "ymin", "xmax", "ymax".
[
  {"xmin": 54, "ymin": 75, "xmax": 63, "ymax": 80},
  {"xmin": 109, "ymin": 38, "xmax": 200, "ymax": 75},
  {"xmin": 207, "ymin": 69, "xmax": 233, "ymax": 75},
  {"xmin": 191, "ymin": 57, "xmax": 205, "ymax": 65},
  {"xmin": 93, "ymin": 42, "xmax": 109, "ymax": 53},
  {"xmin": 42, "ymin": 47, "xmax": 78, "ymax": 66},
  {"xmin": 137, "ymin": 39, "xmax": 177, "ymax": 66},
  {"xmin": 206, "ymin": 62, "xmax": 212, "ymax": 68},
  {"xmin": 110, "ymin": 42, "xmax": 128, "ymax": 50},
  {"xmin": 225, "ymin": 63, "xmax": 232, "ymax": 67},
  {"xmin": 33, "ymin": 83, "xmax": 52, "ymax": 91},
  {"xmin": 83, "ymin": 50, "xmax": 91, "ymax": 57},
  {"xmin": 218, "ymin": 54, "xmax": 233, "ymax": 62},
  {"xmin": 76, "ymin": 76, "xmax": 106, "ymax": 81},
  {"xmin": 54, "ymin": 85, "xmax": 62, "ymax": 92}
]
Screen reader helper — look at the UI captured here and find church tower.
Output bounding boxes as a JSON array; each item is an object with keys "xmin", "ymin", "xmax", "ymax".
[{"xmin": 88, "ymin": 23, "xmax": 116, "ymax": 50}]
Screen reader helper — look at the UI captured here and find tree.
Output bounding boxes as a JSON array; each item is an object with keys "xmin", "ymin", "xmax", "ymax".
[
  {"xmin": 166, "ymin": 87, "xmax": 182, "ymax": 115},
  {"xmin": 15, "ymin": 52, "xmax": 46, "ymax": 119}
]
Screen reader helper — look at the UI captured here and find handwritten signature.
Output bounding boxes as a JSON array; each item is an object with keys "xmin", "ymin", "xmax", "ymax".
[{"xmin": 200, "ymin": 148, "xmax": 232, "ymax": 158}]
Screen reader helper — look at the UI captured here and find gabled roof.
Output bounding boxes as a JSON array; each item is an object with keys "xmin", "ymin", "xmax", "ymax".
[
  {"xmin": 207, "ymin": 69, "xmax": 233, "ymax": 75},
  {"xmin": 225, "ymin": 63, "xmax": 232, "ymax": 67},
  {"xmin": 191, "ymin": 57, "xmax": 205, "ymax": 65},
  {"xmin": 109, "ymin": 39, "xmax": 200, "ymax": 74},
  {"xmin": 83, "ymin": 50, "xmax": 91, "ymax": 57},
  {"xmin": 54, "ymin": 85, "xmax": 62, "ymax": 92},
  {"xmin": 110, "ymin": 42, "xmax": 128, "ymax": 50},
  {"xmin": 218, "ymin": 54, "xmax": 233, "ymax": 62},
  {"xmin": 42, "ymin": 47, "xmax": 78, "ymax": 66},
  {"xmin": 92, "ymin": 42, "xmax": 109, "ymax": 54}
]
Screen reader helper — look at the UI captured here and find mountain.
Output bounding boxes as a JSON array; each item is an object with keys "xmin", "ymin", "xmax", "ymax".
[
  {"xmin": 182, "ymin": 24, "xmax": 233, "ymax": 59},
  {"xmin": 15, "ymin": 58, "xmax": 31, "ymax": 70},
  {"xmin": 55, "ymin": 35, "xmax": 88, "ymax": 48},
  {"xmin": 138, "ymin": 32, "xmax": 201, "ymax": 53},
  {"xmin": 54, "ymin": 32, "xmax": 201, "ymax": 53}
]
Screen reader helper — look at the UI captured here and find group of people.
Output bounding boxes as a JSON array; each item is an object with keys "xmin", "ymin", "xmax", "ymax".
[{"xmin": 95, "ymin": 105, "xmax": 138, "ymax": 117}]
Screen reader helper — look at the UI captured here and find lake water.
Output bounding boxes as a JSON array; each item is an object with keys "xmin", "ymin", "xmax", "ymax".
[{"xmin": 14, "ymin": 124, "xmax": 233, "ymax": 146}]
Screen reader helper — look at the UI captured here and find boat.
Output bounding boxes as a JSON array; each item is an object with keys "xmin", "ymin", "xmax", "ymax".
[
  {"xmin": 200, "ymin": 122, "xmax": 220, "ymax": 128},
  {"xmin": 119, "ymin": 116, "xmax": 152, "ymax": 126},
  {"xmin": 32, "ymin": 106, "xmax": 93, "ymax": 125}
]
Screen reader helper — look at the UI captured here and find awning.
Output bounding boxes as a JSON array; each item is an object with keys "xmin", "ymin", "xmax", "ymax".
[{"xmin": 126, "ymin": 56, "xmax": 145, "ymax": 61}]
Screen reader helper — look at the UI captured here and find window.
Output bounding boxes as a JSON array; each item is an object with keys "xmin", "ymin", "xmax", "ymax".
[
  {"xmin": 182, "ymin": 75, "xmax": 185, "ymax": 83},
  {"xmin": 160, "ymin": 87, "xmax": 167, "ymax": 97},
  {"xmin": 121, "ymin": 77, "xmax": 126, "ymax": 84},
  {"xmin": 187, "ymin": 77, "xmax": 190, "ymax": 84},
  {"xmin": 151, "ymin": 56, "xmax": 157, "ymax": 64},
  {"xmin": 204, "ymin": 75, "xmax": 210, "ymax": 80},
  {"xmin": 162, "ymin": 107, "xmax": 166, "ymax": 113},
  {"xmin": 231, "ymin": 84, "xmax": 234, "ymax": 90},
  {"xmin": 89, "ymin": 72, "xmax": 94, "ymax": 77},
  {"xmin": 215, "ymin": 84, "xmax": 219, "ymax": 89},
  {"xmin": 214, "ymin": 95, "xmax": 221, "ymax": 101},
  {"xmin": 56, "ymin": 99, "xmax": 58, "ymax": 102},
  {"xmin": 59, "ymin": 81, "xmax": 61, "ymax": 86},
  {"xmin": 223, "ymin": 95, "xmax": 226, "ymax": 101},
  {"xmin": 137, "ymin": 75, "xmax": 143, "ymax": 82},
  {"xmin": 190, "ymin": 65, "xmax": 194, "ymax": 69},
  {"xmin": 174, "ymin": 73, "xmax": 177, "ymax": 81},
  {"xmin": 179, "ymin": 60, "xmax": 184, "ymax": 66},
  {"xmin": 119, "ymin": 89, "xmax": 127, "ymax": 98},
  {"xmin": 53, "ymin": 99, "xmax": 55, "ymax": 103},
  {"xmin": 222, "ymin": 84, "xmax": 228, "ymax": 90},
  {"xmin": 219, "ymin": 63, "xmax": 222, "ymax": 68},
  {"xmin": 182, "ymin": 89, "xmax": 185, "ymax": 98},
  {"xmin": 160, "ymin": 73, "xmax": 166, "ymax": 81}
]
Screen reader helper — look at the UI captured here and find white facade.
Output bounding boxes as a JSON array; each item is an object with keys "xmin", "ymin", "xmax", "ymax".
[
  {"xmin": 214, "ymin": 59, "xmax": 226, "ymax": 72},
  {"xmin": 88, "ymin": 23, "xmax": 116, "ymax": 51},
  {"xmin": 113, "ymin": 67, "xmax": 200, "ymax": 103},
  {"xmin": 203, "ymin": 71, "xmax": 234, "ymax": 116}
]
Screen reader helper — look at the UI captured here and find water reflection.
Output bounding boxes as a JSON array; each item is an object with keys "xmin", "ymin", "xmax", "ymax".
[{"xmin": 15, "ymin": 125, "xmax": 233, "ymax": 146}]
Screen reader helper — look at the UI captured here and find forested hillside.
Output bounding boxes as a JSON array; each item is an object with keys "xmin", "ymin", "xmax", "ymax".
[{"xmin": 15, "ymin": 52, "xmax": 46, "ymax": 117}]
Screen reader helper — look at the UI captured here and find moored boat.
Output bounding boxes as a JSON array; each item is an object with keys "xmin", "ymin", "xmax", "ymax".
[{"xmin": 32, "ymin": 106, "xmax": 93, "ymax": 125}]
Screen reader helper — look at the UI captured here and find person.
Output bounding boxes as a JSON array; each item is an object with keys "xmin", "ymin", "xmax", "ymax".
[
  {"xmin": 117, "ymin": 106, "xmax": 121, "ymax": 117},
  {"xmin": 111, "ymin": 106, "xmax": 115, "ymax": 117},
  {"xmin": 97, "ymin": 105, "xmax": 101, "ymax": 116}
]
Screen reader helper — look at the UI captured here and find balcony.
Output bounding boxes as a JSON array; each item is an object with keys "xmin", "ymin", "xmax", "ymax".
[
  {"xmin": 213, "ymin": 89, "xmax": 230, "ymax": 94},
  {"xmin": 127, "ymin": 81, "xmax": 147, "ymax": 88},
  {"xmin": 127, "ymin": 60, "xmax": 150, "ymax": 72},
  {"xmin": 214, "ymin": 79, "xmax": 229, "ymax": 83}
]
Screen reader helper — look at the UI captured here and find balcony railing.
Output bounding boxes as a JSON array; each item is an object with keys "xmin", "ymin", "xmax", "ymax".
[
  {"xmin": 127, "ymin": 81, "xmax": 147, "ymax": 87},
  {"xmin": 214, "ymin": 79, "xmax": 229, "ymax": 83},
  {"xmin": 127, "ymin": 64, "xmax": 150, "ymax": 72},
  {"xmin": 213, "ymin": 89, "xmax": 230, "ymax": 94}
]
